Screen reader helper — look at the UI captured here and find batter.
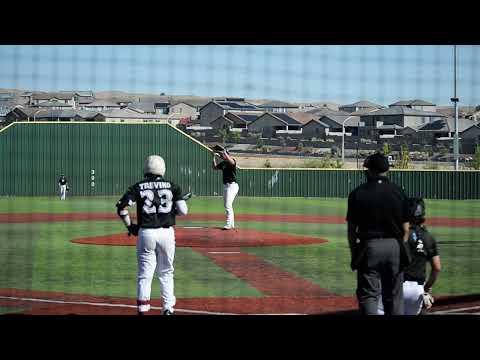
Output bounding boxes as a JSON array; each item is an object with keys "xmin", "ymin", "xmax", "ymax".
[{"xmin": 212, "ymin": 148, "xmax": 239, "ymax": 230}]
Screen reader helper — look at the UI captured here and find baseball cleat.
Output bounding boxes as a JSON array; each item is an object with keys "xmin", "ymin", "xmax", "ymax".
[
  {"xmin": 163, "ymin": 309, "xmax": 174, "ymax": 315},
  {"xmin": 222, "ymin": 225, "xmax": 234, "ymax": 230}
]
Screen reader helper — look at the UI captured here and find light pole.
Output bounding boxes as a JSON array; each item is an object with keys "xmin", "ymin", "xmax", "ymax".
[
  {"xmin": 451, "ymin": 45, "xmax": 460, "ymax": 171},
  {"xmin": 341, "ymin": 116, "xmax": 353, "ymax": 164}
]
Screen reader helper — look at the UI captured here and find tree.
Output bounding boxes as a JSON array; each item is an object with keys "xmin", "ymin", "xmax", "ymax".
[
  {"xmin": 472, "ymin": 145, "xmax": 480, "ymax": 170},
  {"xmin": 256, "ymin": 136, "xmax": 264, "ymax": 149},
  {"xmin": 383, "ymin": 142, "xmax": 391, "ymax": 155},
  {"xmin": 231, "ymin": 131, "xmax": 241, "ymax": 142},
  {"xmin": 218, "ymin": 129, "xmax": 228, "ymax": 145},
  {"xmin": 396, "ymin": 144, "xmax": 410, "ymax": 169}
]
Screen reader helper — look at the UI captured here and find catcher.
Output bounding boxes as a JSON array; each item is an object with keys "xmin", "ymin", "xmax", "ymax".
[{"xmin": 378, "ymin": 197, "xmax": 441, "ymax": 315}]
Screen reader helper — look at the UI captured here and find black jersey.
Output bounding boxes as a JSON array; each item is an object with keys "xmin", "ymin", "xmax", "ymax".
[
  {"xmin": 58, "ymin": 177, "xmax": 67, "ymax": 185},
  {"xmin": 346, "ymin": 176, "xmax": 410, "ymax": 241},
  {"xmin": 216, "ymin": 160, "xmax": 237, "ymax": 184},
  {"xmin": 117, "ymin": 175, "xmax": 182, "ymax": 228},
  {"xmin": 404, "ymin": 225, "xmax": 439, "ymax": 284}
]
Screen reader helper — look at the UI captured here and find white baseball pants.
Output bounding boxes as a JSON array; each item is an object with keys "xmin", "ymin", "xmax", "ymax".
[
  {"xmin": 377, "ymin": 281, "xmax": 424, "ymax": 315},
  {"xmin": 59, "ymin": 185, "xmax": 67, "ymax": 200},
  {"xmin": 223, "ymin": 182, "xmax": 239, "ymax": 228},
  {"xmin": 136, "ymin": 227, "xmax": 176, "ymax": 313}
]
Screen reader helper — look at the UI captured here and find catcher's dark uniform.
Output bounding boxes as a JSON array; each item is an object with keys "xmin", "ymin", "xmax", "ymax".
[{"xmin": 347, "ymin": 174, "xmax": 410, "ymax": 315}]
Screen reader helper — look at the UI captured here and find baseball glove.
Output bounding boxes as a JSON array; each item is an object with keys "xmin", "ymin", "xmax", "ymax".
[
  {"xmin": 211, "ymin": 144, "xmax": 225, "ymax": 153},
  {"xmin": 127, "ymin": 224, "xmax": 139, "ymax": 237},
  {"xmin": 66, "ymin": 186, "xmax": 70, "ymax": 192},
  {"xmin": 422, "ymin": 292, "xmax": 434, "ymax": 309}
]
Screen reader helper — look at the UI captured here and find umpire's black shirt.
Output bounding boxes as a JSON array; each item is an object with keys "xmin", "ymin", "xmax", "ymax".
[{"xmin": 346, "ymin": 175, "xmax": 409, "ymax": 241}]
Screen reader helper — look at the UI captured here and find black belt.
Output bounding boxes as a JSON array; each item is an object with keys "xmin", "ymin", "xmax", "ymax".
[
  {"xmin": 404, "ymin": 276, "xmax": 424, "ymax": 285},
  {"xmin": 141, "ymin": 225, "xmax": 172, "ymax": 229}
]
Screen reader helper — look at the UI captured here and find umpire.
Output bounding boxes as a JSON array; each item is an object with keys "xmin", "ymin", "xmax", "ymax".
[{"xmin": 346, "ymin": 152, "xmax": 410, "ymax": 315}]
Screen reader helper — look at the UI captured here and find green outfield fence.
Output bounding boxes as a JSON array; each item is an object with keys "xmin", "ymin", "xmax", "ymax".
[{"xmin": 1, "ymin": 122, "xmax": 479, "ymax": 200}]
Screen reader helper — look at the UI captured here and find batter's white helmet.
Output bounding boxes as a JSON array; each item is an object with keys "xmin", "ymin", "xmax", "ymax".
[{"xmin": 143, "ymin": 155, "xmax": 166, "ymax": 176}]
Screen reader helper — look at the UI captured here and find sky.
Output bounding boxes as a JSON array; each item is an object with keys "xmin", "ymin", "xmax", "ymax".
[{"xmin": 0, "ymin": 45, "xmax": 479, "ymax": 106}]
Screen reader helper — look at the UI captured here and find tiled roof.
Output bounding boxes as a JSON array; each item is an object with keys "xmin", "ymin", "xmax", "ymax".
[
  {"xmin": 340, "ymin": 100, "xmax": 384, "ymax": 108},
  {"xmin": 389, "ymin": 99, "xmax": 436, "ymax": 106},
  {"xmin": 360, "ymin": 107, "xmax": 445, "ymax": 117}
]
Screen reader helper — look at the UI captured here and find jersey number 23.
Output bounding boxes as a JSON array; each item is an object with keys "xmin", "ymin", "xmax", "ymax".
[{"xmin": 140, "ymin": 189, "xmax": 173, "ymax": 214}]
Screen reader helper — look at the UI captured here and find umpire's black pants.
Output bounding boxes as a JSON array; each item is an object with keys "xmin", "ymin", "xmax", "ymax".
[{"xmin": 356, "ymin": 237, "xmax": 404, "ymax": 315}]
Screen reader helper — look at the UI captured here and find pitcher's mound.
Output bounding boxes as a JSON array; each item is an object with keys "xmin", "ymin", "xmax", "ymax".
[{"xmin": 72, "ymin": 227, "xmax": 328, "ymax": 248}]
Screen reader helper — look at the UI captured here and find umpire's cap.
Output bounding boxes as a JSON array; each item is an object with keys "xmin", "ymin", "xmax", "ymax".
[{"xmin": 363, "ymin": 152, "xmax": 389, "ymax": 173}]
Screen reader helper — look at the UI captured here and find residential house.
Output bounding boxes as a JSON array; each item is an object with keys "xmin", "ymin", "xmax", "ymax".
[
  {"xmin": 5, "ymin": 107, "xmax": 99, "ymax": 122},
  {"xmin": 210, "ymin": 112, "xmax": 260, "ymax": 132},
  {"xmin": 303, "ymin": 114, "xmax": 361, "ymax": 138},
  {"xmin": 74, "ymin": 91, "xmax": 95, "ymax": 105},
  {"xmin": 169, "ymin": 97, "xmax": 213, "ymax": 120},
  {"xmin": 416, "ymin": 117, "xmax": 474, "ymax": 144},
  {"xmin": 94, "ymin": 108, "xmax": 171, "ymax": 123},
  {"xmin": 248, "ymin": 112, "xmax": 315, "ymax": 138},
  {"xmin": 358, "ymin": 107, "xmax": 446, "ymax": 139},
  {"xmin": 81, "ymin": 99, "xmax": 124, "ymax": 111},
  {"xmin": 305, "ymin": 107, "xmax": 350, "ymax": 117},
  {"xmin": 199, "ymin": 100, "xmax": 263, "ymax": 127},
  {"xmin": 257, "ymin": 100, "xmax": 299, "ymax": 113},
  {"xmin": 339, "ymin": 100, "xmax": 384, "ymax": 113},
  {"xmin": 389, "ymin": 99, "xmax": 437, "ymax": 112},
  {"xmin": 32, "ymin": 99, "xmax": 74, "ymax": 110},
  {"xmin": 295, "ymin": 101, "xmax": 340, "ymax": 112},
  {"xmin": 301, "ymin": 118, "xmax": 331, "ymax": 139},
  {"xmin": 128, "ymin": 101, "xmax": 170, "ymax": 114},
  {"xmin": 460, "ymin": 124, "xmax": 480, "ymax": 154},
  {"xmin": 30, "ymin": 92, "xmax": 76, "ymax": 107}
]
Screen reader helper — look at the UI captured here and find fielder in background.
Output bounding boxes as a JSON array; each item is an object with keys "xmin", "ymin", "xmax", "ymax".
[
  {"xmin": 212, "ymin": 145, "xmax": 239, "ymax": 230},
  {"xmin": 347, "ymin": 152, "xmax": 411, "ymax": 315},
  {"xmin": 378, "ymin": 197, "xmax": 441, "ymax": 315},
  {"xmin": 58, "ymin": 174, "xmax": 69, "ymax": 200},
  {"xmin": 116, "ymin": 155, "xmax": 189, "ymax": 315}
]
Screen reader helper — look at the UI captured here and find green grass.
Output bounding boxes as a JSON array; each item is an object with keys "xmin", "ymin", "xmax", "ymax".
[
  {"xmin": 0, "ymin": 221, "xmax": 261, "ymax": 298},
  {"xmin": 0, "ymin": 306, "xmax": 28, "ymax": 315},
  {"xmin": 1, "ymin": 196, "xmax": 479, "ymax": 218},
  {"xmin": 0, "ymin": 196, "xmax": 479, "ymax": 301}
]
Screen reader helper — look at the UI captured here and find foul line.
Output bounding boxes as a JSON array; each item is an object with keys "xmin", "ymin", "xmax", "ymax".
[
  {"xmin": 431, "ymin": 305, "xmax": 480, "ymax": 315},
  {"xmin": 0, "ymin": 295, "xmax": 304, "ymax": 315}
]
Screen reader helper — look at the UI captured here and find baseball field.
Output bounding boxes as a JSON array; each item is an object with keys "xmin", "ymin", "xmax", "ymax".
[{"xmin": 1, "ymin": 195, "xmax": 479, "ymax": 315}]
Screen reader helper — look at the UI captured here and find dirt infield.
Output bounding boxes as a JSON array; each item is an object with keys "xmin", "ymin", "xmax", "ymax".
[
  {"xmin": 1, "ymin": 211, "xmax": 479, "ymax": 315},
  {"xmin": 1, "ymin": 288, "xmax": 479, "ymax": 315},
  {"xmin": 1, "ymin": 212, "xmax": 480, "ymax": 227},
  {"xmin": 71, "ymin": 227, "xmax": 328, "ymax": 247}
]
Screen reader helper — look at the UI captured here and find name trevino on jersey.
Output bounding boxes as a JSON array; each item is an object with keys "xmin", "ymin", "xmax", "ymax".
[{"xmin": 139, "ymin": 181, "xmax": 171, "ymax": 190}]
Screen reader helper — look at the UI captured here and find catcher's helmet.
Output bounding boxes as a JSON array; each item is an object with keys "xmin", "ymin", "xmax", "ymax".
[
  {"xmin": 408, "ymin": 197, "xmax": 426, "ymax": 220},
  {"xmin": 363, "ymin": 152, "xmax": 389, "ymax": 173},
  {"xmin": 143, "ymin": 155, "xmax": 166, "ymax": 177}
]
